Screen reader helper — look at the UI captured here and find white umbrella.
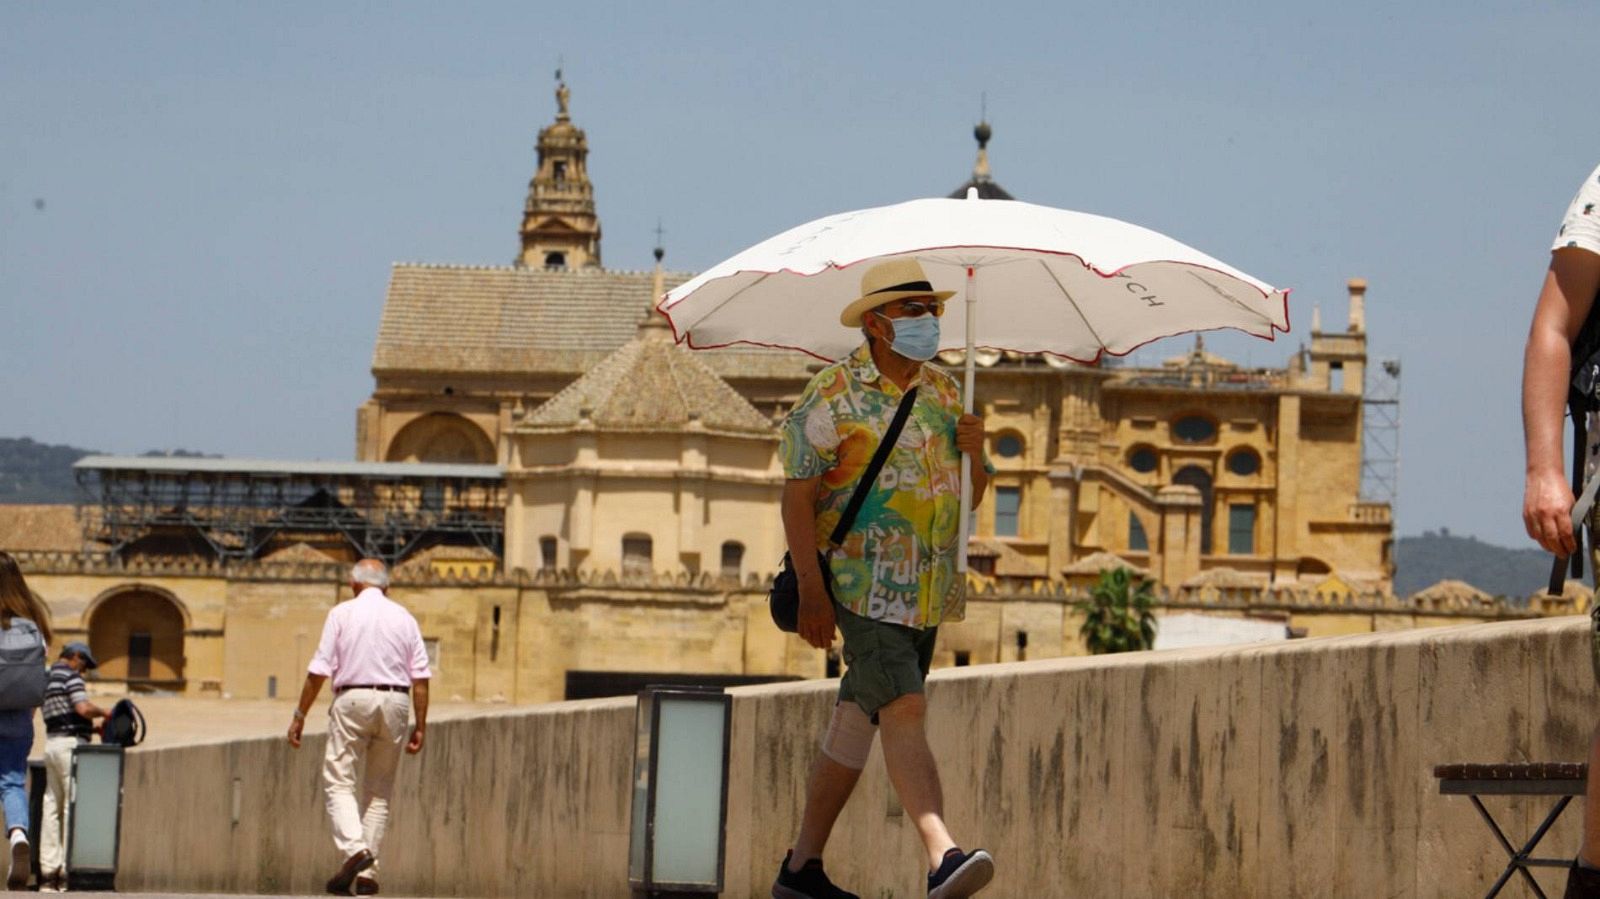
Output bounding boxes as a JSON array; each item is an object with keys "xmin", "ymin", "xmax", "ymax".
[{"xmin": 659, "ymin": 190, "xmax": 1290, "ymax": 570}]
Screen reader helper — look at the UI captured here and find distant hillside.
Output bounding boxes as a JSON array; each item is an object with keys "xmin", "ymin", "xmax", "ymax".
[
  {"xmin": 0, "ymin": 437, "xmax": 216, "ymax": 504},
  {"xmin": 1395, "ymin": 530, "xmax": 1555, "ymax": 599},
  {"xmin": 0, "ymin": 437, "xmax": 94, "ymax": 503}
]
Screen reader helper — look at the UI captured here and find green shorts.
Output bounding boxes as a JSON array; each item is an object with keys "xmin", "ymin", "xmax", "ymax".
[{"xmin": 835, "ymin": 602, "xmax": 938, "ymax": 720}]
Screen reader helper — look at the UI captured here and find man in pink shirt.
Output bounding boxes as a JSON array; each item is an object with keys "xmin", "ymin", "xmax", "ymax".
[{"xmin": 287, "ymin": 559, "xmax": 431, "ymax": 896}]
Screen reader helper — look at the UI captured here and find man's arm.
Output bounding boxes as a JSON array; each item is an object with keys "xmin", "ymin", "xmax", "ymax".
[
  {"xmin": 286, "ymin": 673, "xmax": 326, "ymax": 749},
  {"xmin": 72, "ymin": 699, "xmax": 107, "ymax": 720},
  {"xmin": 783, "ymin": 476, "xmax": 835, "ymax": 651},
  {"xmin": 1523, "ymin": 247, "xmax": 1600, "ymax": 555},
  {"xmin": 406, "ymin": 679, "xmax": 429, "ymax": 754}
]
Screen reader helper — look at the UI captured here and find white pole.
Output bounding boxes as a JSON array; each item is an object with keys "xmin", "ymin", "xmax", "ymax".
[{"xmin": 958, "ymin": 263, "xmax": 976, "ymax": 573}]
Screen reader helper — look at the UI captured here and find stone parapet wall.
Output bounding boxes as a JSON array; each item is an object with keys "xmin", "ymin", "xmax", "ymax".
[{"xmin": 116, "ymin": 617, "xmax": 1598, "ymax": 897}]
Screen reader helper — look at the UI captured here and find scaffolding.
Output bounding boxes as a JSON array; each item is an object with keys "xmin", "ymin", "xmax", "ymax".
[
  {"xmin": 1361, "ymin": 358, "xmax": 1402, "ymax": 510},
  {"xmin": 74, "ymin": 456, "xmax": 505, "ymax": 566}
]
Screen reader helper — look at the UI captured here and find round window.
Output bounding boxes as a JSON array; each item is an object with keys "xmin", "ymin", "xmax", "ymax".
[
  {"xmin": 1227, "ymin": 449, "xmax": 1262, "ymax": 477},
  {"xmin": 1173, "ymin": 416, "xmax": 1217, "ymax": 444},
  {"xmin": 995, "ymin": 434, "xmax": 1024, "ymax": 459},
  {"xmin": 1129, "ymin": 447, "xmax": 1158, "ymax": 473}
]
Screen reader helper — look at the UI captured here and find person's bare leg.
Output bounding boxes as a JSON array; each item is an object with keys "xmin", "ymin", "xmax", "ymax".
[
  {"xmin": 1582, "ymin": 725, "xmax": 1600, "ymax": 866},
  {"xmin": 877, "ymin": 693, "xmax": 958, "ymax": 870},
  {"xmin": 789, "ymin": 751, "xmax": 863, "ymax": 869}
]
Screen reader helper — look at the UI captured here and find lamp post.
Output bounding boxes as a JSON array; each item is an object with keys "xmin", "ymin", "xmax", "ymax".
[
  {"xmin": 628, "ymin": 685, "xmax": 732, "ymax": 897},
  {"xmin": 66, "ymin": 744, "xmax": 125, "ymax": 891}
]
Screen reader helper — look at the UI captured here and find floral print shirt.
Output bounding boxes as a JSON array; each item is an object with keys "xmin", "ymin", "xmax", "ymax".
[{"xmin": 779, "ymin": 343, "xmax": 994, "ymax": 629}]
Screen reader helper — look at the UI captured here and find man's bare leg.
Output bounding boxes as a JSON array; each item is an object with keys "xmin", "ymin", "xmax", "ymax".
[
  {"xmin": 789, "ymin": 751, "xmax": 864, "ymax": 869},
  {"xmin": 877, "ymin": 693, "xmax": 958, "ymax": 871}
]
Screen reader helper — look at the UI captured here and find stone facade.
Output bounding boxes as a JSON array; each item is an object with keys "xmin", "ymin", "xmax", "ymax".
[{"xmin": 5, "ymin": 552, "xmax": 1583, "ymax": 703}]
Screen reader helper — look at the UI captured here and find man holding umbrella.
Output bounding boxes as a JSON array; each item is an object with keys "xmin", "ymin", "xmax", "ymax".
[{"xmin": 773, "ymin": 259, "xmax": 996, "ymax": 899}]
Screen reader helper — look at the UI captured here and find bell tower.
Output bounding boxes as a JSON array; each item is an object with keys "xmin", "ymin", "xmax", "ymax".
[{"xmin": 518, "ymin": 70, "xmax": 602, "ymax": 269}]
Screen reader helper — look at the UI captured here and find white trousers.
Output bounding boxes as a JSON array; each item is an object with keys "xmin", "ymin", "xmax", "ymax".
[
  {"xmin": 322, "ymin": 690, "xmax": 410, "ymax": 874},
  {"xmin": 39, "ymin": 735, "xmax": 79, "ymax": 877}
]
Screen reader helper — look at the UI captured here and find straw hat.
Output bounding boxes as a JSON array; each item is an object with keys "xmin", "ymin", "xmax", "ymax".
[{"xmin": 838, "ymin": 258, "xmax": 955, "ymax": 327}]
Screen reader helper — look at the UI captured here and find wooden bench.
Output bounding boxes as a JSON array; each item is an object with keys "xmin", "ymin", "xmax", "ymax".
[{"xmin": 1434, "ymin": 762, "xmax": 1587, "ymax": 898}]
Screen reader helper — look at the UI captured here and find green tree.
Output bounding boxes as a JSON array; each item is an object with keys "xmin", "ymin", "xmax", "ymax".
[{"xmin": 1077, "ymin": 567, "xmax": 1158, "ymax": 654}]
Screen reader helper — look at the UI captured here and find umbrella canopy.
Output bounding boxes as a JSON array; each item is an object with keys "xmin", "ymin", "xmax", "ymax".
[{"xmin": 659, "ymin": 194, "xmax": 1289, "ymax": 362}]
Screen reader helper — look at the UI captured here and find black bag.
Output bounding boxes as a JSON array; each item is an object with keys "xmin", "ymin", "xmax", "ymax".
[
  {"xmin": 102, "ymin": 698, "xmax": 145, "ymax": 748},
  {"xmin": 770, "ymin": 387, "xmax": 919, "ymax": 633},
  {"xmin": 1550, "ymin": 300, "xmax": 1600, "ymax": 594}
]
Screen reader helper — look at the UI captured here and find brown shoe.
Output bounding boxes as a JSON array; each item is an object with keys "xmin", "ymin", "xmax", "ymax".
[
  {"xmin": 355, "ymin": 876, "xmax": 379, "ymax": 896},
  {"xmin": 326, "ymin": 849, "xmax": 374, "ymax": 895}
]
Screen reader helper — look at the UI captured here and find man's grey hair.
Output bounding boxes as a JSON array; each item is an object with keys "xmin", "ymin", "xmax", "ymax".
[{"xmin": 351, "ymin": 558, "xmax": 390, "ymax": 589}]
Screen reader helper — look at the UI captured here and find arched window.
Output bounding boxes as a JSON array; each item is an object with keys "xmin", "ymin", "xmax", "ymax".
[
  {"xmin": 385, "ymin": 413, "xmax": 495, "ymax": 464},
  {"xmin": 721, "ymin": 541, "xmax": 745, "ymax": 582},
  {"xmin": 1172, "ymin": 466, "xmax": 1215, "ymax": 555},
  {"xmin": 1129, "ymin": 513, "xmax": 1149, "ymax": 552},
  {"xmin": 88, "ymin": 588, "xmax": 186, "ymax": 685},
  {"xmin": 544, "ymin": 251, "xmax": 567, "ymax": 269},
  {"xmin": 1172, "ymin": 415, "xmax": 1218, "ymax": 444},
  {"xmin": 622, "ymin": 533, "xmax": 653, "ymax": 578}
]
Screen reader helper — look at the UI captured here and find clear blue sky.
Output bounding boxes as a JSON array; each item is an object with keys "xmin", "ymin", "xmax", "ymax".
[{"xmin": 1, "ymin": 2, "xmax": 1592, "ymax": 547}]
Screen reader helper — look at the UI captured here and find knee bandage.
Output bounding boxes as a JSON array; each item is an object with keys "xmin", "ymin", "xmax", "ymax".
[{"xmin": 819, "ymin": 701, "xmax": 877, "ymax": 770}]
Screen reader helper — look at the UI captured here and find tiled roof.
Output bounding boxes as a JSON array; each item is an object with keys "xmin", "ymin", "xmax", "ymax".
[
  {"xmin": 518, "ymin": 327, "xmax": 775, "ymax": 435},
  {"xmin": 373, "ymin": 264, "xmax": 815, "ymax": 380},
  {"xmin": 0, "ymin": 505, "xmax": 82, "ymax": 553},
  {"xmin": 1181, "ymin": 567, "xmax": 1269, "ymax": 589},
  {"xmin": 260, "ymin": 542, "xmax": 339, "ymax": 564},
  {"xmin": 1063, "ymin": 551, "xmax": 1147, "ymax": 578},
  {"xmin": 1410, "ymin": 579, "xmax": 1494, "ymax": 603},
  {"xmin": 966, "ymin": 538, "xmax": 1044, "ymax": 578}
]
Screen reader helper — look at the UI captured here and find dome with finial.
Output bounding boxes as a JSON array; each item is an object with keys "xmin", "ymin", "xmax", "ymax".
[{"xmin": 948, "ymin": 118, "xmax": 1014, "ymax": 201}]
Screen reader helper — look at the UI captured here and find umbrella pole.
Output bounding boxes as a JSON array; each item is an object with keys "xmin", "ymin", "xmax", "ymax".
[{"xmin": 958, "ymin": 265, "xmax": 976, "ymax": 574}]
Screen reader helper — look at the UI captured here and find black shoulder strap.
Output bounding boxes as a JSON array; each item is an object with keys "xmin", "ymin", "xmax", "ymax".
[{"xmin": 828, "ymin": 387, "xmax": 918, "ymax": 547}]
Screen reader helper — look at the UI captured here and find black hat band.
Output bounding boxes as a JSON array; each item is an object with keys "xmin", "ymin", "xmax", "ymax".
[{"xmin": 867, "ymin": 280, "xmax": 935, "ymax": 296}]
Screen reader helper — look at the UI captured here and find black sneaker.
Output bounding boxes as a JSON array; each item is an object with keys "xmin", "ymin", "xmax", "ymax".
[
  {"xmin": 928, "ymin": 847, "xmax": 994, "ymax": 899},
  {"xmin": 773, "ymin": 851, "xmax": 859, "ymax": 899},
  {"xmin": 1567, "ymin": 858, "xmax": 1600, "ymax": 899}
]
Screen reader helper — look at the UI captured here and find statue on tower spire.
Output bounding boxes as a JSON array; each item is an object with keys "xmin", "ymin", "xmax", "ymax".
[{"xmin": 555, "ymin": 66, "xmax": 571, "ymax": 121}]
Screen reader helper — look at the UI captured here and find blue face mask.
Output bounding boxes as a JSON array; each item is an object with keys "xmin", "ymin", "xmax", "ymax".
[{"xmin": 882, "ymin": 313, "xmax": 941, "ymax": 361}]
